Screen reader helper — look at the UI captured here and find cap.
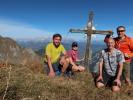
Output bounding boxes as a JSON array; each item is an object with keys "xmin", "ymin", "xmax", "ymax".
[{"xmin": 72, "ymin": 42, "xmax": 78, "ymax": 47}]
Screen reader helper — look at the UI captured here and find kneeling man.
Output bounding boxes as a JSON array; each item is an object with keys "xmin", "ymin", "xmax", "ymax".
[{"xmin": 96, "ymin": 38, "xmax": 125, "ymax": 92}]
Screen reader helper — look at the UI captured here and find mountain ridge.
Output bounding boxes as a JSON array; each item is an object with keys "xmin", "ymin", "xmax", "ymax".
[{"xmin": 0, "ymin": 36, "xmax": 43, "ymax": 73}]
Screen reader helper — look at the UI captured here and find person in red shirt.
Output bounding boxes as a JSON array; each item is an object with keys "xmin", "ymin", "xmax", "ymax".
[
  {"xmin": 67, "ymin": 42, "xmax": 85, "ymax": 72},
  {"xmin": 67, "ymin": 42, "xmax": 79, "ymax": 63},
  {"xmin": 104, "ymin": 26, "xmax": 133, "ymax": 86}
]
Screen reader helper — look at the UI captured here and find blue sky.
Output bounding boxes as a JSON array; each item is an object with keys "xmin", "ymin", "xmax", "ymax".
[{"xmin": 0, "ymin": 0, "xmax": 133, "ymax": 41}]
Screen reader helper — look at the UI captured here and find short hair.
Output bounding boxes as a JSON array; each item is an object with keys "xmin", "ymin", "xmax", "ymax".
[
  {"xmin": 53, "ymin": 33, "xmax": 62, "ymax": 40},
  {"xmin": 108, "ymin": 37, "xmax": 115, "ymax": 42},
  {"xmin": 105, "ymin": 37, "xmax": 115, "ymax": 44},
  {"xmin": 117, "ymin": 26, "xmax": 126, "ymax": 31}
]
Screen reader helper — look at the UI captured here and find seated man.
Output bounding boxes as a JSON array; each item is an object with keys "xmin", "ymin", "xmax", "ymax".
[
  {"xmin": 44, "ymin": 33, "xmax": 68, "ymax": 77},
  {"xmin": 67, "ymin": 42, "xmax": 85, "ymax": 72},
  {"xmin": 96, "ymin": 38, "xmax": 125, "ymax": 92},
  {"xmin": 44, "ymin": 34, "xmax": 81, "ymax": 78}
]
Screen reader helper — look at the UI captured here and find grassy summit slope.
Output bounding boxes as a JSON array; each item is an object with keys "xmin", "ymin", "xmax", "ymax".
[{"xmin": 1, "ymin": 64, "xmax": 133, "ymax": 100}]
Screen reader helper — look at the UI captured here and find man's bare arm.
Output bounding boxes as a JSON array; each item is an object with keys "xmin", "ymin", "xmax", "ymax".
[{"xmin": 46, "ymin": 55, "xmax": 55, "ymax": 77}]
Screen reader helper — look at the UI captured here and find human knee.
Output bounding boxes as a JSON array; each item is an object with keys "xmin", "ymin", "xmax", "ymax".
[
  {"xmin": 60, "ymin": 56, "xmax": 65, "ymax": 64},
  {"xmin": 72, "ymin": 65, "xmax": 78, "ymax": 71},
  {"xmin": 112, "ymin": 86, "xmax": 120, "ymax": 92},
  {"xmin": 96, "ymin": 82, "xmax": 104, "ymax": 88},
  {"xmin": 60, "ymin": 56, "xmax": 70, "ymax": 65}
]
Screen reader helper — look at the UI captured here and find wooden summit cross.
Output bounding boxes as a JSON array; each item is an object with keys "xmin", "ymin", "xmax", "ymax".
[{"xmin": 69, "ymin": 11, "xmax": 113, "ymax": 70}]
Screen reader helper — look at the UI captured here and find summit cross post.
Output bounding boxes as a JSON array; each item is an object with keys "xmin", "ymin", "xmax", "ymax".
[{"xmin": 69, "ymin": 11, "xmax": 113, "ymax": 71}]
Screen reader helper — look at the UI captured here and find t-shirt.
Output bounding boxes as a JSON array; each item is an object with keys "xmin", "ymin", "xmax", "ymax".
[
  {"xmin": 67, "ymin": 50, "xmax": 79, "ymax": 62},
  {"xmin": 45, "ymin": 42, "xmax": 66, "ymax": 63},
  {"xmin": 99, "ymin": 48, "xmax": 125, "ymax": 76}
]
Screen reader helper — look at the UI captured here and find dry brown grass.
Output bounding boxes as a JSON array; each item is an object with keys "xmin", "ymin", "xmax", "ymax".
[{"xmin": 0, "ymin": 65, "xmax": 133, "ymax": 100}]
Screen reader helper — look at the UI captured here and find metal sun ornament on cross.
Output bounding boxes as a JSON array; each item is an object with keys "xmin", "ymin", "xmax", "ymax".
[{"xmin": 69, "ymin": 11, "xmax": 113, "ymax": 71}]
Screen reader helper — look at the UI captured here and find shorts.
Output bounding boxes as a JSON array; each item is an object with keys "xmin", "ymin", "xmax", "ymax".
[
  {"xmin": 122, "ymin": 62, "xmax": 130, "ymax": 79},
  {"xmin": 44, "ymin": 61, "xmax": 61, "ymax": 76},
  {"xmin": 66, "ymin": 63, "xmax": 73, "ymax": 72},
  {"xmin": 44, "ymin": 61, "xmax": 73, "ymax": 76},
  {"xmin": 100, "ymin": 71, "xmax": 117, "ymax": 87}
]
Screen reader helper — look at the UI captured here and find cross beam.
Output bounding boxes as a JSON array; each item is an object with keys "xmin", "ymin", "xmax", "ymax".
[
  {"xmin": 69, "ymin": 11, "xmax": 113, "ymax": 71},
  {"xmin": 70, "ymin": 29, "xmax": 113, "ymax": 35}
]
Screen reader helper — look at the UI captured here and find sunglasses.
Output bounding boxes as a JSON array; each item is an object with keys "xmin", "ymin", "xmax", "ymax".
[{"xmin": 117, "ymin": 30, "xmax": 125, "ymax": 32}]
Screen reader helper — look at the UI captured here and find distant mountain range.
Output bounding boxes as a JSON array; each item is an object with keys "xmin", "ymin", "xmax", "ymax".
[{"xmin": 17, "ymin": 39, "xmax": 106, "ymax": 58}]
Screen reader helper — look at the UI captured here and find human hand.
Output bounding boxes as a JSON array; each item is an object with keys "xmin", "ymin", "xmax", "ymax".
[
  {"xmin": 97, "ymin": 75, "xmax": 103, "ymax": 82},
  {"xmin": 124, "ymin": 53, "xmax": 130, "ymax": 58},
  {"xmin": 114, "ymin": 79, "xmax": 121, "ymax": 87},
  {"xmin": 48, "ymin": 71, "xmax": 55, "ymax": 78}
]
